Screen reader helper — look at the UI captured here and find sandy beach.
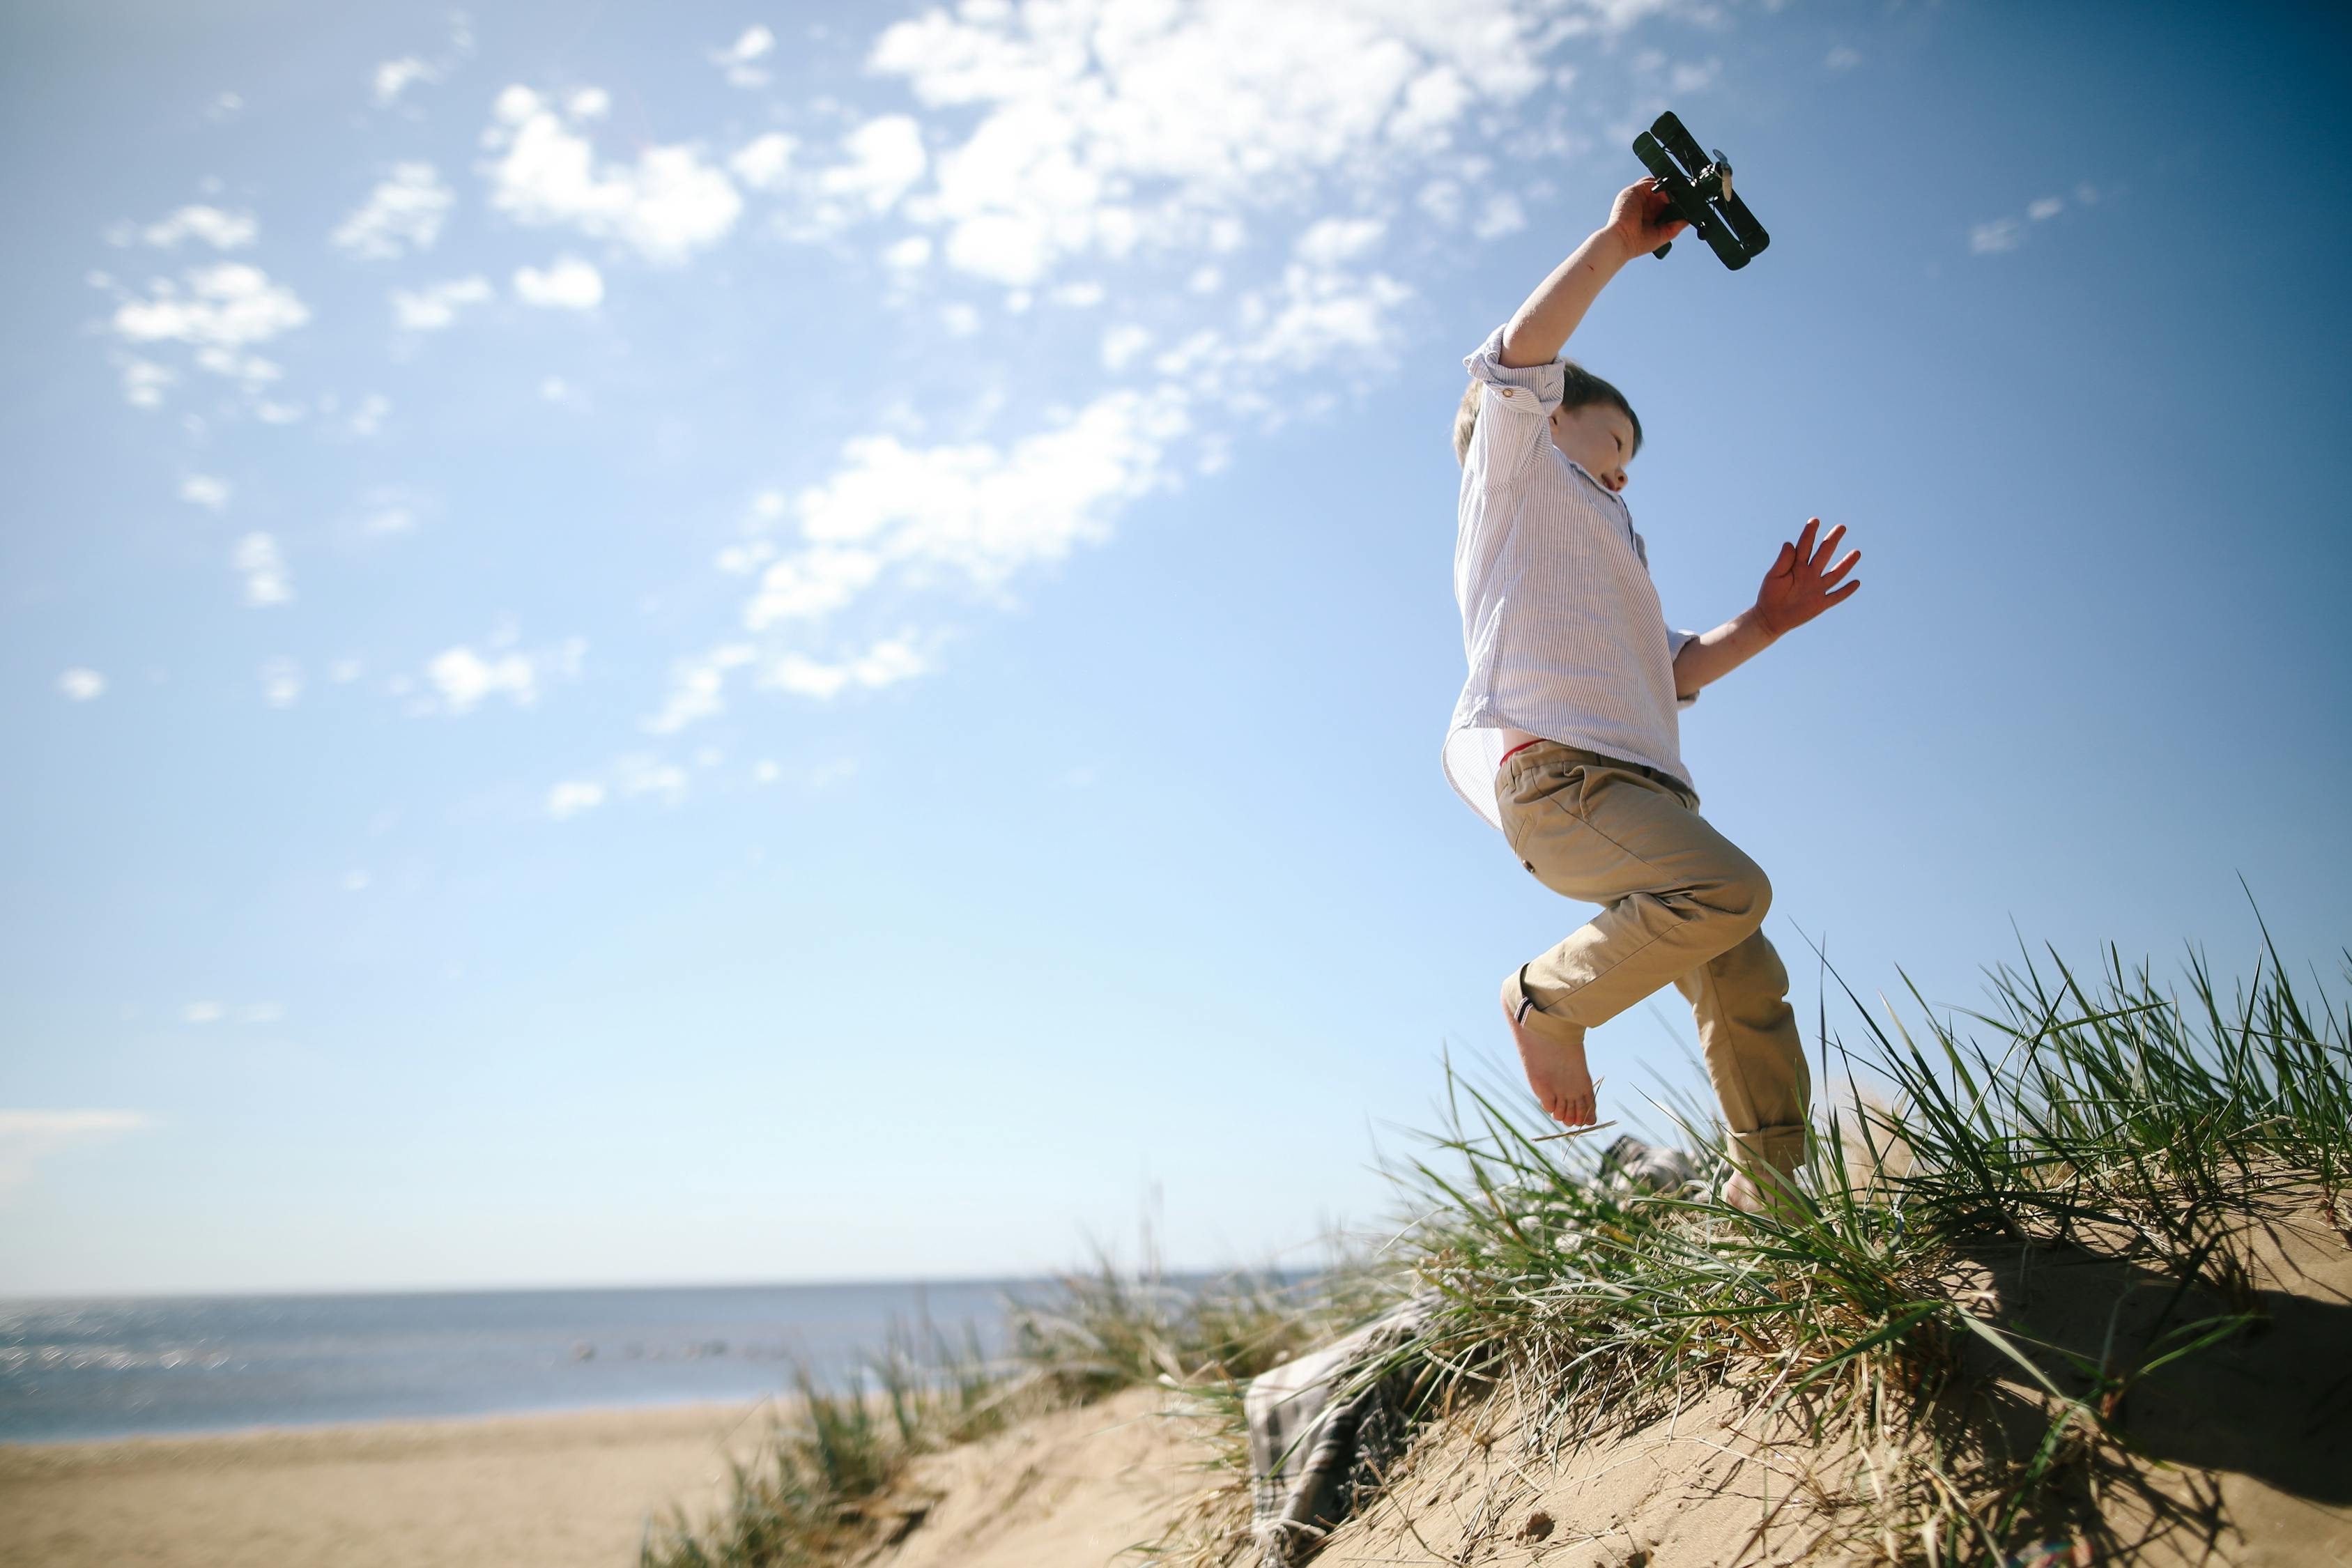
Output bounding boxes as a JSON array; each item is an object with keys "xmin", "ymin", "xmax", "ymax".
[{"xmin": 0, "ymin": 1399, "xmax": 773, "ymax": 1568}]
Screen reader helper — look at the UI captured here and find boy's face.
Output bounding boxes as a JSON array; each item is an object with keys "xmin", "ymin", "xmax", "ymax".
[{"xmin": 1547, "ymin": 401, "xmax": 1636, "ymax": 493}]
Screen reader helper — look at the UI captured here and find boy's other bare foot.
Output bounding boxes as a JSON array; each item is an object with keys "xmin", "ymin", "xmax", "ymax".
[{"xmin": 1501, "ymin": 975, "xmax": 1596, "ymax": 1127}]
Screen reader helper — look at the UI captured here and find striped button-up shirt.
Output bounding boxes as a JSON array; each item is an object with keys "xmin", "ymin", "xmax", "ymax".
[{"xmin": 1443, "ymin": 326, "xmax": 1698, "ymax": 831}]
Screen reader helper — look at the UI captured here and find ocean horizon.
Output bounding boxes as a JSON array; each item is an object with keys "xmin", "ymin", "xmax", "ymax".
[{"xmin": 0, "ymin": 1276, "xmax": 1094, "ymax": 1444}]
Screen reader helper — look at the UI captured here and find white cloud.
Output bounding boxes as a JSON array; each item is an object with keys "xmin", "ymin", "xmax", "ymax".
[
  {"xmin": 233, "ymin": 533, "xmax": 292, "ymax": 606},
  {"xmin": 567, "ymin": 86, "xmax": 610, "ymax": 119},
  {"xmin": 331, "ymin": 162, "xmax": 454, "ymax": 259},
  {"xmin": 348, "ymin": 393, "xmax": 392, "ymax": 437},
  {"xmin": 0, "ymin": 1110, "xmax": 155, "ymax": 1195},
  {"xmin": 1969, "ymin": 216, "xmax": 2024, "ymax": 255},
  {"xmin": 712, "ymin": 24, "xmax": 776, "ymax": 88},
  {"xmin": 1100, "ymin": 323, "xmax": 1152, "ymax": 370},
  {"xmin": 392, "ymin": 275, "xmax": 492, "ymax": 330},
  {"xmin": 182, "ymin": 1001, "xmax": 224, "ymax": 1024},
  {"xmin": 140, "ymin": 205, "xmax": 257, "ymax": 249},
  {"xmin": 616, "ymin": 754, "xmax": 689, "ymax": 799},
  {"xmin": 480, "ymin": 86, "xmax": 743, "ymax": 263},
  {"xmin": 644, "ymin": 643, "xmax": 757, "ymax": 734},
  {"xmin": 242, "ymin": 1002, "xmax": 286, "ymax": 1024},
  {"xmin": 420, "ymin": 635, "xmax": 585, "ymax": 714},
  {"xmin": 822, "ymin": 116, "xmax": 928, "ymax": 217},
  {"xmin": 1824, "ymin": 45, "xmax": 1862, "ymax": 71},
  {"xmin": 884, "ymin": 233, "xmax": 933, "ymax": 270},
  {"xmin": 111, "ymin": 264, "xmax": 309, "ymax": 353},
  {"xmin": 428, "ymin": 647, "xmax": 536, "ymax": 711},
  {"xmin": 763, "ymin": 637, "xmax": 930, "ymax": 700},
  {"xmin": 58, "ymin": 668, "xmax": 106, "ymax": 701},
  {"xmin": 119, "ymin": 358, "xmax": 176, "ymax": 408},
  {"xmin": 2027, "ymin": 195, "xmax": 2063, "ymax": 221},
  {"xmin": 178, "ymin": 473, "xmax": 231, "ymax": 512},
  {"xmin": 548, "ymin": 780, "xmax": 606, "ymax": 819},
  {"xmin": 375, "ymin": 55, "xmax": 438, "ymax": 105},
  {"xmin": 514, "ymin": 256, "xmax": 604, "ymax": 309},
  {"xmin": 796, "ymin": 387, "xmax": 1185, "ymax": 587},
  {"xmin": 730, "ymin": 132, "xmax": 797, "ymax": 192},
  {"xmin": 744, "ymin": 546, "xmax": 889, "ymax": 628},
  {"xmin": 1473, "ymin": 192, "xmax": 1525, "ymax": 240},
  {"xmin": 1293, "ymin": 217, "xmax": 1385, "ymax": 268},
  {"xmin": 865, "ymin": 0, "xmax": 1551, "ymax": 286},
  {"xmin": 259, "ymin": 657, "xmax": 302, "ymax": 707}
]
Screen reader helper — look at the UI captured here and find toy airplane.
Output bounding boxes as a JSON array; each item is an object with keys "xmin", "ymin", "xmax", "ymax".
[{"xmin": 1632, "ymin": 111, "xmax": 1770, "ymax": 270}]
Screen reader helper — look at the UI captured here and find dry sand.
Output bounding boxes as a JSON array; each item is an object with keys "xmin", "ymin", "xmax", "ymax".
[
  {"xmin": 8, "ymin": 1202, "xmax": 2346, "ymax": 1568},
  {"xmin": 0, "ymin": 1399, "xmax": 774, "ymax": 1568}
]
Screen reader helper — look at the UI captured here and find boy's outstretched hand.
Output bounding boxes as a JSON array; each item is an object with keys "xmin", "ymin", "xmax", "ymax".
[
  {"xmin": 1754, "ymin": 518, "xmax": 1861, "ymax": 637},
  {"xmin": 1606, "ymin": 177, "xmax": 1688, "ymax": 259}
]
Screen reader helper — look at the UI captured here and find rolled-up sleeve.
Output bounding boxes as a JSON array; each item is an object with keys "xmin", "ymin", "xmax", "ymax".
[
  {"xmin": 1668, "ymin": 628, "xmax": 1701, "ymax": 707},
  {"xmin": 1462, "ymin": 326, "xmax": 1560, "ymax": 490}
]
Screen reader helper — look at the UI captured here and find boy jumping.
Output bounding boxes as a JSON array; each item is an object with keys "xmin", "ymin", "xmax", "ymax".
[{"xmin": 1446, "ymin": 178, "xmax": 1861, "ymax": 1211}]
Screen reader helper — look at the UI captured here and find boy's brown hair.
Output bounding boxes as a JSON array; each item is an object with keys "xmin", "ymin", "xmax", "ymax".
[{"xmin": 1452, "ymin": 362, "xmax": 1643, "ymax": 466}]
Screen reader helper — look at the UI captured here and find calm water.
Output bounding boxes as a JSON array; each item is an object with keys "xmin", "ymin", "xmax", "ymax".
[{"xmin": 0, "ymin": 1279, "xmax": 1039, "ymax": 1443}]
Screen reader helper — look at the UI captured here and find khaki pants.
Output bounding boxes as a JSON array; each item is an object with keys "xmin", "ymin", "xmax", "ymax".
[{"xmin": 1496, "ymin": 741, "xmax": 1810, "ymax": 1175}]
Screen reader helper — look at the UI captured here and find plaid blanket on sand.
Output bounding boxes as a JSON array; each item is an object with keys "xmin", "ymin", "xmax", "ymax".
[{"xmin": 1244, "ymin": 1136, "xmax": 1696, "ymax": 1566}]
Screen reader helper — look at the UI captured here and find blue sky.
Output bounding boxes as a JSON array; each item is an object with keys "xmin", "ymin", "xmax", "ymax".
[{"xmin": 3, "ymin": 0, "xmax": 2347, "ymax": 1296}]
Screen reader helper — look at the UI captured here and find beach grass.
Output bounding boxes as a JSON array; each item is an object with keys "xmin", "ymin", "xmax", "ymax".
[
  {"xmin": 647, "ymin": 925, "xmax": 2349, "ymax": 1567},
  {"xmin": 1374, "ymin": 925, "xmax": 2349, "ymax": 1565}
]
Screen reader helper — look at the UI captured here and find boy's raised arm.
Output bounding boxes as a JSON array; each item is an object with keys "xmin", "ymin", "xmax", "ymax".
[{"xmin": 1498, "ymin": 180, "xmax": 1686, "ymax": 368}]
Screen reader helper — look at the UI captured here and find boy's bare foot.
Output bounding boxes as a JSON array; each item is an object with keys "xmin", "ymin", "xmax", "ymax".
[
  {"xmin": 1501, "ymin": 974, "xmax": 1596, "ymax": 1127},
  {"xmin": 1724, "ymin": 1166, "xmax": 1804, "ymax": 1219}
]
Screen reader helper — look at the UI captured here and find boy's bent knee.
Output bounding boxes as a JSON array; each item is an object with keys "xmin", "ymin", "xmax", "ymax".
[{"xmin": 1700, "ymin": 855, "xmax": 1771, "ymax": 935}]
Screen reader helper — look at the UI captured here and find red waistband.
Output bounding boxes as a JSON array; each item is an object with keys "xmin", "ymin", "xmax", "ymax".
[{"xmin": 1498, "ymin": 738, "xmax": 1547, "ymax": 768}]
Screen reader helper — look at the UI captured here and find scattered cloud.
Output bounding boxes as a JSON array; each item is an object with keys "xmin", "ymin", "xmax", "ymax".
[
  {"xmin": 392, "ymin": 275, "xmax": 493, "ymax": 330},
  {"xmin": 375, "ymin": 55, "xmax": 438, "ymax": 105},
  {"xmin": 547, "ymin": 780, "xmax": 606, "ymax": 819},
  {"xmin": 58, "ymin": 668, "xmax": 106, "ymax": 701},
  {"xmin": 0, "ymin": 1110, "xmax": 155, "ymax": 1196},
  {"xmin": 1969, "ymin": 217, "xmax": 2022, "ymax": 254},
  {"xmin": 108, "ymin": 263, "xmax": 309, "ymax": 357},
  {"xmin": 644, "ymin": 643, "xmax": 757, "ymax": 734},
  {"xmin": 764, "ymin": 637, "xmax": 929, "ymax": 700},
  {"xmin": 1824, "ymin": 45, "xmax": 1862, "ymax": 71},
  {"xmin": 1971, "ymin": 185, "xmax": 2096, "ymax": 255},
  {"xmin": 330, "ymin": 162, "xmax": 455, "ymax": 259},
  {"xmin": 822, "ymin": 116, "xmax": 928, "ymax": 217},
  {"xmin": 730, "ymin": 132, "xmax": 797, "ymax": 192},
  {"xmin": 418, "ymin": 634, "xmax": 585, "ymax": 714},
  {"xmin": 863, "ymin": 0, "xmax": 1551, "ymax": 289},
  {"xmin": 139, "ymin": 205, "xmax": 257, "ymax": 249},
  {"xmin": 233, "ymin": 533, "xmax": 292, "ymax": 606},
  {"xmin": 480, "ymin": 85, "xmax": 743, "ymax": 263},
  {"xmin": 178, "ymin": 473, "xmax": 231, "ymax": 512},
  {"xmin": 118, "ymin": 358, "xmax": 176, "ymax": 409},
  {"xmin": 513, "ymin": 256, "xmax": 604, "ymax": 309},
  {"xmin": 712, "ymin": 24, "xmax": 776, "ymax": 89},
  {"xmin": 181, "ymin": 1001, "xmax": 225, "ymax": 1023},
  {"xmin": 259, "ymin": 656, "xmax": 302, "ymax": 707}
]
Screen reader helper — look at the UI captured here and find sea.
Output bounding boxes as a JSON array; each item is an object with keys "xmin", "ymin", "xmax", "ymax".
[{"xmin": 0, "ymin": 1279, "xmax": 1053, "ymax": 1444}]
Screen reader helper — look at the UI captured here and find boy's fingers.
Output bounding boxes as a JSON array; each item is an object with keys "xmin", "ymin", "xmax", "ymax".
[
  {"xmin": 1794, "ymin": 518, "xmax": 1820, "ymax": 555},
  {"xmin": 1811, "ymin": 523, "xmax": 1847, "ymax": 565},
  {"xmin": 1825, "ymin": 579, "xmax": 1861, "ymax": 606},
  {"xmin": 1820, "ymin": 548, "xmax": 1861, "ymax": 585}
]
